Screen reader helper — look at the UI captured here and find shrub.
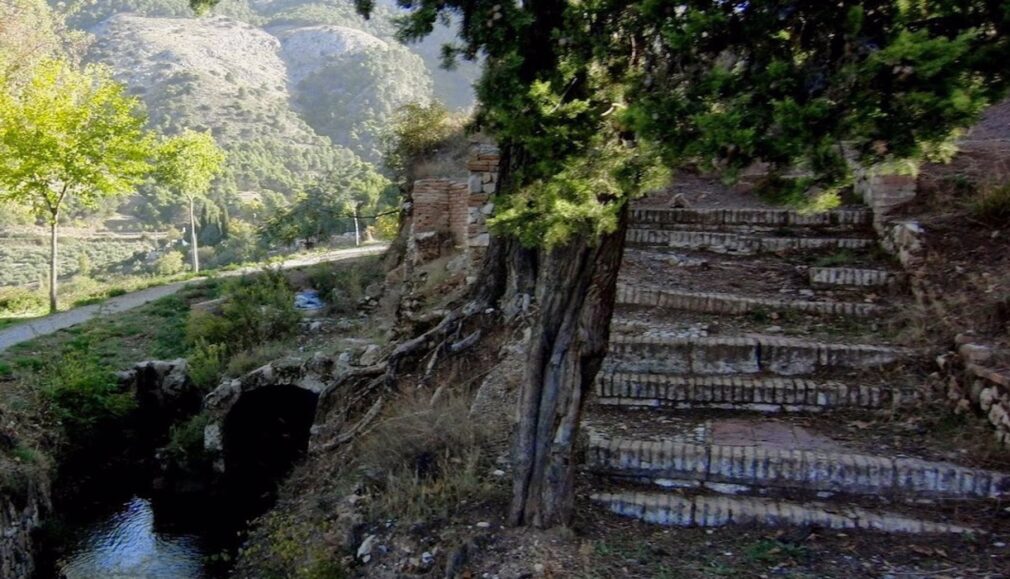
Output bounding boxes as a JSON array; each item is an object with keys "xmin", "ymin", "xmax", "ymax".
[
  {"xmin": 187, "ymin": 339, "xmax": 227, "ymax": 390},
  {"xmin": 970, "ymin": 183, "xmax": 1010, "ymax": 224},
  {"xmin": 0, "ymin": 287, "xmax": 46, "ymax": 316},
  {"xmin": 306, "ymin": 259, "xmax": 382, "ymax": 314},
  {"xmin": 219, "ymin": 271, "xmax": 301, "ymax": 350},
  {"xmin": 163, "ymin": 412, "xmax": 211, "ymax": 467},
  {"xmin": 372, "ymin": 213, "xmax": 400, "ymax": 240},
  {"xmin": 225, "ymin": 341, "xmax": 291, "ymax": 377},
  {"xmin": 153, "ymin": 251, "xmax": 186, "ymax": 276},
  {"xmin": 40, "ymin": 351, "xmax": 136, "ymax": 445},
  {"xmin": 185, "ymin": 270, "xmax": 301, "ymax": 352}
]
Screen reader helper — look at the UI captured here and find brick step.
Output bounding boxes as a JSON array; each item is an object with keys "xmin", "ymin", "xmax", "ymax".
[
  {"xmin": 586, "ymin": 434, "xmax": 1010, "ymax": 500},
  {"xmin": 630, "ymin": 207, "xmax": 873, "ymax": 229},
  {"xmin": 607, "ymin": 334, "xmax": 917, "ymax": 377},
  {"xmin": 810, "ymin": 267, "xmax": 902, "ymax": 288},
  {"xmin": 590, "ymin": 491, "xmax": 978, "ymax": 534},
  {"xmin": 594, "ymin": 373, "xmax": 890, "ymax": 412},
  {"xmin": 617, "ymin": 284, "xmax": 886, "ymax": 318},
  {"xmin": 627, "ymin": 229, "xmax": 876, "ymax": 254}
]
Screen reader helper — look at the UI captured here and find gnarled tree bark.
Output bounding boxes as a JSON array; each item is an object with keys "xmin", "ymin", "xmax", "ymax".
[{"xmin": 508, "ymin": 205, "xmax": 628, "ymax": 528}]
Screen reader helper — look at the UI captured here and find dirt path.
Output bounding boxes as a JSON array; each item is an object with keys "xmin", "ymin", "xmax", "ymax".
[{"xmin": 0, "ymin": 245, "xmax": 387, "ymax": 354}]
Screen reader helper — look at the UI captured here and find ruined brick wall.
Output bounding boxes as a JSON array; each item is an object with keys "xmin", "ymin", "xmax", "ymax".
[{"xmin": 407, "ymin": 145, "xmax": 500, "ymax": 267}]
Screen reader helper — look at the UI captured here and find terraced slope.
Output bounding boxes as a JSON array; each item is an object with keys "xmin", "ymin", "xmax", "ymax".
[{"xmin": 584, "ymin": 203, "xmax": 1010, "ymax": 535}]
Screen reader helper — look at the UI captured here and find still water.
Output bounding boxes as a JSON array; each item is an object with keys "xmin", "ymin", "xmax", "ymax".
[{"xmin": 58, "ymin": 495, "xmax": 208, "ymax": 579}]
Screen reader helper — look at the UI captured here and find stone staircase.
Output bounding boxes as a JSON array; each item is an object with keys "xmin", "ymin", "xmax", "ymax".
[{"xmin": 585, "ymin": 204, "xmax": 1010, "ymax": 534}]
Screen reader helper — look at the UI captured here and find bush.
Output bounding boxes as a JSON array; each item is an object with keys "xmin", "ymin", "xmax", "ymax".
[
  {"xmin": 187, "ymin": 339, "xmax": 227, "ymax": 390},
  {"xmin": 153, "ymin": 251, "xmax": 186, "ymax": 276},
  {"xmin": 226, "ymin": 341, "xmax": 291, "ymax": 377},
  {"xmin": 163, "ymin": 412, "xmax": 211, "ymax": 467},
  {"xmin": 40, "ymin": 351, "xmax": 136, "ymax": 445},
  {"xmin": 185, "ymin": 270, "xmax": 301, "ymax": 352},
  {"xmin": 306, "ymin": 259, "xmax": 383, "ymax": 314},
  {"xmin": 0, "ymin": 287, "xmax": 46, "ymax": 316},
  {"xmin": 971, "ymin": 184, "xmax": 1010, "ymax": 224}
]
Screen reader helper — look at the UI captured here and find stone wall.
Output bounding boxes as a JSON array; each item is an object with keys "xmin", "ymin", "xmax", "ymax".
[{"xmin": 0, "ymin": 478, "xmax": 49, "ymax": 579}]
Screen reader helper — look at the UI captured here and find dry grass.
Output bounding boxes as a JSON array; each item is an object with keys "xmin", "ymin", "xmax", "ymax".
[{"xmin": 353, "ymin": 392, "xmax": 506, "ymax": 522}]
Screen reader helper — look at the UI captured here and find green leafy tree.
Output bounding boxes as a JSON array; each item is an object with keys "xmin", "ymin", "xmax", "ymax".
[
  {"xmin": 155, "ymin": 129, "xmax": 227, "ymax": 273},
  {"xmin": 262, "ymin": 161, "xmax": 390, "ymax": 246},
  {"xmin": 0, "ymin": 0, "xmax": 82, "ymax": 90},
  {"xmin": 0, "ymin": 59, "xmax": 156, "ymax": 312}
]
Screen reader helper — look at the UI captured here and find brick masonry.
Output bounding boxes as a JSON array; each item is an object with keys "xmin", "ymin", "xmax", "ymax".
[
  {"xmin": 407, "ymin": 145, "xmax": 500, "ymax": 267},
  {"xmin": 587, "ymin": 435, "xmax": 1010, "ymax": 499},
  {"xmin": 626, "ymin": 229, "xmax": 875, "ymax": 254},
  {"xmin": 616, "ymin": 284, "xmax": 886, "ymax": 317},
  {"xmin": 594, "ymin": 373, "xmax": 888, "ymax": 411},
  {"xmin": 590, "ymin": 492, "xmax": 978, "ymax": 533}
]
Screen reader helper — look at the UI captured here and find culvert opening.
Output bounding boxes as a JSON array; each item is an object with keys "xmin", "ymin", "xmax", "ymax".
[{"xmin": 222, "ymin": 385, "xmax": 319, "ymax": 510}]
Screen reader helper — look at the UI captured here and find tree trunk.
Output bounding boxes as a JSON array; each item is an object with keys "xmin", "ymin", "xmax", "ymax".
[
  {"xmin": 509, "ymin": 204, "xmax": 628, "ymax": 528},
  {"xmin": 48, "ymin": 217, "xmax": 59, "ymax": 313},
  {"xmin": 353, "ymin": 205, "xmax": 361, "ymax": 247},
  {"xmin": 189, "ymin": 196, "xmax": 200, "ymax": 273}
]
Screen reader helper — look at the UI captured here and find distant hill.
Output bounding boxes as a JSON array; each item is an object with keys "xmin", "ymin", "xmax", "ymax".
[{"xmin": 63, "ymin": 0, "xmax": 477, "ymax": 227}]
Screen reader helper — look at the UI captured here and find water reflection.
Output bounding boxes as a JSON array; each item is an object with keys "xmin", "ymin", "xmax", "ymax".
[{"xmin": 59, "ymin": 496, "xmax": 205, "ymax": 579}]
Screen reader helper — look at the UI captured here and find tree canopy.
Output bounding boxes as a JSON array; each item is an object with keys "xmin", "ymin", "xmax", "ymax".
[
  {"xmin": 0, "ymin": 59, "xmax": 155, "ymax": 221},
  {"xmin": 0, "ymin": 58, "xmax": 156, "ymax": 310},
  {"xmin": 156, "ymin": 129, "xmax": 227, "ymax": 202},
  {"xmin": 261, "ymin": 161, "xmax": 391, "ymax": 245}
]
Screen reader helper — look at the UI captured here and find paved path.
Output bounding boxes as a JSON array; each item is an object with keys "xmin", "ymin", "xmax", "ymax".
[{"xmin": 0, "ymin": 244, "xmax": 387, "ymax": 354}]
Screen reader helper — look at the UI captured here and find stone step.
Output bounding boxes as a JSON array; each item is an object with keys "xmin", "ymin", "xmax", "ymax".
[
  {"xmin": 809, "ymin": 267, "xmax": 901, "ymax": 288},
  {"xmin": 608, "ymin": 334, "xmax": 917, "ymax": 376},
  {"xmin": 630, "ymin": 207, "xmax": 873, "ymax": 229},
  {"xmin": 617, "ymin": 284, "xmax": 886, "ymax": 318},
  {"xmin": 594, "ymin": 373, "xmax": 889, "ymax": 412},
  {"xmin": 590, "ymin": 491, "xmax": 978, "ymax": 534},
  {"xmin": 587, "ymin": 435, "xmax": 1010, "ymax": 500},
  {"xmin": 626, "ymin": 229, "xmax": 877, "ymax": 254}
]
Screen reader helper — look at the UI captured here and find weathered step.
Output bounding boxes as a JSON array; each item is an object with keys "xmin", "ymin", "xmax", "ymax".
[
  {"xmin": 810, "ymin": 267, "xmax": 901, "ymax": 288},
  {"xmin": 590, "ymin": 491, "xmax": 978, "ymax": 534},
  {"xmin": 587, "ymin": 435, "xmax": 1010, "ymax": 500},
  {"xmin": 608, "ymin": 334, "xmax": 917, "ymax": 376},
  {"xmin": 594, "ymin": 373, "xmax": 888, "ymax": 412},
  {"xmin": 630, "ymin": 207, "xmax": 873, "ymax": 229},
  {"xmin": 626, "ymin": 229, "xmax": 876, "ymax": 254},
  {"xmin": 617, "ymin": 284, "xmax": 886, "ymax": 318}
]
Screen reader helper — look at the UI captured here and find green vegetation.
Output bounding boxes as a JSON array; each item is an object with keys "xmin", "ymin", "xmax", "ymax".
[
  {"xmin": 39, "ymin": 349, "xmax": 137, "ymax": 449},
  {"xmin": 155, "ymin": 129, "xmax": 227, "ymax": 273},
  {"xmin": 261, "ymin": 163, "xmax": 393, "ymax": 246},
  {"xmin": 304, "ymin": 258, "xmax": 383, "ymax": 315},
  {"xmin": 971, "ymin": 183, "xmax": 1010, "ymax": 224},
  {"xmin": 0, "ymin": 59, "xmax": 157, "ymax": 312}
]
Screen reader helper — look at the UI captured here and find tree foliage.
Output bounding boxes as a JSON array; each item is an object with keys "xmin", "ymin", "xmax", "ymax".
[
  {"xmin": 156, "ymin": 128, "xmax": 227, "ymax": 202},
  {"xmin": 261, "ymin": 161, "xmax": 391, "ymax": 245},
  {"xmin": 0, "ymin": 0, "xmax": 83, "ymax": 89},
  {"xmin": 0, "ymin": 58, "xmax": 156, "ymax": 310},
  {"xmin": 0, "ymin": 59, "xmax": 154, "ymax": 221}
]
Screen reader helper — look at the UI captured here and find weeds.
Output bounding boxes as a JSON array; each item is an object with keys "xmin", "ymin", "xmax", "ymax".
[
  {"xmin": 187, "ymin": 339, "xmax": 227, "ymax": 390},
  {"xmin": 812, "ymin": 249, "xmax": 856, "ymax": 268},
  {"xmin": 354, "ymin": 394, "xmax": 503, "ymax": 522},
  {"xmin": 39, "ymin": 349, "xmax": 136, "ymax": 446},
  {"xmin": 163, "ymin": 412, "xmax": 211, "ymax": 466},
  {"xmin": 970, "ymin": 183, "xmax": 1010, "ymax": 224}
]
